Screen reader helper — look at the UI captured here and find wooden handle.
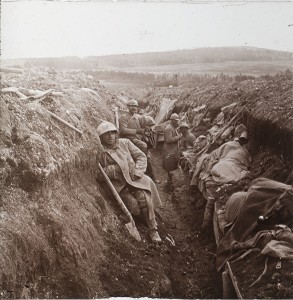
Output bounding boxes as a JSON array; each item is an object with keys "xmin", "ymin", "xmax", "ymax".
[
  {"xmin": 48, "ymin": 111, "xmax": 83, "ymax": 135},
  {"xmin": 98, "ymin": 163, "xmax": 133, "ymax": 221}
]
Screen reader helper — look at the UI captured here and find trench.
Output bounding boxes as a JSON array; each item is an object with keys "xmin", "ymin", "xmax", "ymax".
[
  {"xmin": 149, "ymin": 146, "xmax": 223, "ymax": 298},
  {"xmin": 91, "ymin": 145, "xmax": 223, "ymax": 299},
  {"xmin": 2, "ymin": 74, "xmax": 292, "ymax": 299},
  {"xmin": 95, "ymin": 103, "xmax": 292, "ymax": 299}
]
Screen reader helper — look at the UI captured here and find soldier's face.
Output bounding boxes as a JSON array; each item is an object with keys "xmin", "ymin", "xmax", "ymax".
[
  {"xmin": 171, "ymin": 119, "xmax": 179, "ymax": 127},
  {"xmin": 180, "ymin": 127, "xmax": 188, "ymax": 135},
  {"xmin": 101, "ymin": 131, "xmax": 117, "ymax": 146},
  {"xmin": 128, "ymin": 105, "xmax": 138, "ymax": 114}
]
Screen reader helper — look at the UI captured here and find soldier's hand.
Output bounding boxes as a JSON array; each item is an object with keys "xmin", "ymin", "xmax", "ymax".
[{"xmin": 136, "ymin": 128, "xmax": 145, "ymax": 134}]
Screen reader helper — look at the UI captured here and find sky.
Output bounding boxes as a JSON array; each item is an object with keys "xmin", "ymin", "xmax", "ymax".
[{"xmin": 1, "ymin": 0, "xmax": 293, "ymax": 60}]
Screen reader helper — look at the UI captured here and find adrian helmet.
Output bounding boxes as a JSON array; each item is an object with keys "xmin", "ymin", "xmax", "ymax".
[
  {"xmin": 170, "ymin": 113, "xmax": 180, "ymax": 120},
  {"xmin": 179, "ymin": 122, "xmax": 190, "ymax": 129},
  {"xmin": 97, "ymin": 121, "xmax": 118, "ymax": 136}
]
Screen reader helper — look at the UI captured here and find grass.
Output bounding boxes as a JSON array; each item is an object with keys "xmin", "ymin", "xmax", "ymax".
[{"xmin": 102, "ymin": 60, "xmax": 293, "ymax": 76}]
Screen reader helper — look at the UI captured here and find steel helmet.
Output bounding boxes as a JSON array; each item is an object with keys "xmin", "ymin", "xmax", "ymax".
[
  {"xmin": 179, "ymin": 122, "xmax": 189, "ymax": 129},
  {"xmin": 127, "ymin": 99, "xmax": 138, "ymax": 106},
  {"xmin": 144, "ymin": 116, "xmax": 156, "ymax": 126},
  {"xmin": 234, "ymin": 124, "xmax": 248, "ymax": 139},
  {"xmin": 97, "ymin": 121, "xmax": 117, "ymax": 136},
  {"xmin": 170, "ymin": 113, "xmax": 179, "ymax": 120}
]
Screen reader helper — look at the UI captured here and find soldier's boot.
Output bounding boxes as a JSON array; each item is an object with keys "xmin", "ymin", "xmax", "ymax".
[
  {"xmin": 148, "ymin": 228, "xmax": 162, "ymax": 243},
  {"xmin": 141, "ymin": 208, "xmax": 162, "ymax": 243},
  {"xmin": 134, "ymin": 190, "xmax": 162, "ymax": 243}
]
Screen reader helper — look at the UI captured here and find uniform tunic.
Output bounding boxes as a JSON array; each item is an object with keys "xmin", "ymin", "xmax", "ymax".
[
  {"xmin": 162, "ymin": 122, "xmax": 180, "ymax": 157},
  {"xmin": 99, "ymin": 138, "xmax": 162, "ymax": 220}
]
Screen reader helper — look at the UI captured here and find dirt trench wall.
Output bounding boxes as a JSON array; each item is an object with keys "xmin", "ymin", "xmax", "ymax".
[
  {"xmin": 172, "ymin": 75, "xmax": 292, "ymax": 163},
  {"xmin": 0, "ymin": 70, "xmax": 128, "ymax": 298}
]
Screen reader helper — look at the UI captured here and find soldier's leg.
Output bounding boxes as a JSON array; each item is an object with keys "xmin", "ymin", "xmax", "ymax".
[
  {"xmin": 132, "ymin": 189, "xmax": 156, "ymax": 229},
  {"xmin": 132, "ymin": 188, "xmax": 161, "ymax": 242},
  {"xmin": 202, "ymin": 181, "xmax": 218, "ymax": 229},
  {"xmin": 119, "ymin": 187, "xmax": 140, "ymax": 216},
  {"xmin": 202, "ymin": 196, "xmax": 215, "ymax": 229}
]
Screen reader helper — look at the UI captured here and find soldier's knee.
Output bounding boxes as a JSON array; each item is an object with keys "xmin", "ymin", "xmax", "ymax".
[
  {"xmin": 133, "ymin": 190, "xmax": 147, "ymax": 209},
  {"xmin": 120, "ymin": 190, "xmax": 141, "ymax": 215}
]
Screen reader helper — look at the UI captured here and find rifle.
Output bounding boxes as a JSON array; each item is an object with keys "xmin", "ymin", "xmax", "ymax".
[
  {"xmin": 206, "ymin": 104, "xmax": 248, "ymax": 153},
  {"xmin": 213, "ymin": 103, "xmax": 248, "ymax": 142},
  {"xmin": 194, "ymin": 103, "xmax": 211, "ymax": 128}
]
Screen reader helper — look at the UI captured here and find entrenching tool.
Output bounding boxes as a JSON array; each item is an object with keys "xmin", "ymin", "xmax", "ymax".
[{"xmin": 98, "ymin": 163, "xmax": 141, "ymax": 241}]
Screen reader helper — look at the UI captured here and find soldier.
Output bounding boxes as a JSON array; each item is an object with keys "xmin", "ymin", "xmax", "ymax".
[
  {"xmin": 97, "ymin": 121, "xmax": 162, "ymax": 243},
  {"xmin": 178, "ymin": 123, "xmax": 196, "ymax": 151},
  {"xmin": 119, "ymin": 99, "xmax": 158, "ymax": 182},
  {"xmin": 162, "ymin": 113, "xmax": 182, "ymax": 189}
]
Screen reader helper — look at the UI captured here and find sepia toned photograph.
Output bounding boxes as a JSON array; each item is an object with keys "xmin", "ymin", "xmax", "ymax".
[{"xmin": 1, "ymin": 0, "xmax": 293, "ymax": 298}]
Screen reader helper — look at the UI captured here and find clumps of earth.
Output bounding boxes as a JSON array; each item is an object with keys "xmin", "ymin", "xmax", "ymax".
[{"xmin": 0, "ymin": 67, "xmax": 292, "ymax": 298}]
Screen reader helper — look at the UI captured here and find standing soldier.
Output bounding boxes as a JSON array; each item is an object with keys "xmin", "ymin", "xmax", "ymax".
[
  {"xmin": 162, "ymin": 113, "xmax": 182, "ymax": 190},
  {"xmin": 178, "ymin": 123, "xmax": 196, "ymax": 151}
]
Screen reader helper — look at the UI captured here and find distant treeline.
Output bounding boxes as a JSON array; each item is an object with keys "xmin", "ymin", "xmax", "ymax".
[
  {"xmin": 81, "ymin": 69, "xmax": 292, "ymax": 87},
  {"xmin": 17, "ymin": 47, "xmax": 293, "ymax": 71},
  {"xmin": 86, "ymin": 47, "xmax": 293, "ymax": 68}
]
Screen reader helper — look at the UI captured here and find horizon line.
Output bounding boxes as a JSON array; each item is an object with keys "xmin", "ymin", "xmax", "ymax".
[{"xmin": 2, "ymin": 45, "xmax": 293, "ymax": 61}]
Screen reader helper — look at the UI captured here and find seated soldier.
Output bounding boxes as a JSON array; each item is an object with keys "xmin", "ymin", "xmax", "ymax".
[
  {"xmin": 191, "ymin": 124, "xmax": 251, "ymax": 229},
  {"xmin": 97, "ymin": 121, "xmax": 162, "ymax": 243},
  {"xmin": 119, "ymin": 99, "xmax": 157, "ymax": 182}
]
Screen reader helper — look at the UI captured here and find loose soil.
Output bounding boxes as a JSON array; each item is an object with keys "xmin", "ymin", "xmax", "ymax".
[
  {"xmin": 1, "ymin": 67, "xmax": 292, "ymax": 299},
  {"xmin": 230, "ymin": 250, "xmax": 293, "ymax": 299},
  {"xmin": 95, "ymin": 146, "xmax": 222, "ymax": 299},
  {"xmin": 1, "ymin": 68, "xmax": 222, "ymax": 299}
]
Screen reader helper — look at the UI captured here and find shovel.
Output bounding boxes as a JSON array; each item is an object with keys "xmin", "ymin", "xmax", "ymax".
[{"xmin": 98, "ymin": 163, "xmax": 141, "ymax": 241}]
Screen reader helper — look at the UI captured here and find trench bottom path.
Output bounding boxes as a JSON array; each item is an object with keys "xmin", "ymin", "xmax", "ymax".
[{"xmin": 147, "ymin": 147, "xmax": 222, "ymax": 298}]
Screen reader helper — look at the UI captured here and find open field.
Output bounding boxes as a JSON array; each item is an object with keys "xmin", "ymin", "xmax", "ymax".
[
  {"xmin": 101, "ymin": 60, "xmax": 293, "ymax": 76},
  {"xmin": 99, "ymin": 80, "xmax": 145, "ymax": 90}
]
